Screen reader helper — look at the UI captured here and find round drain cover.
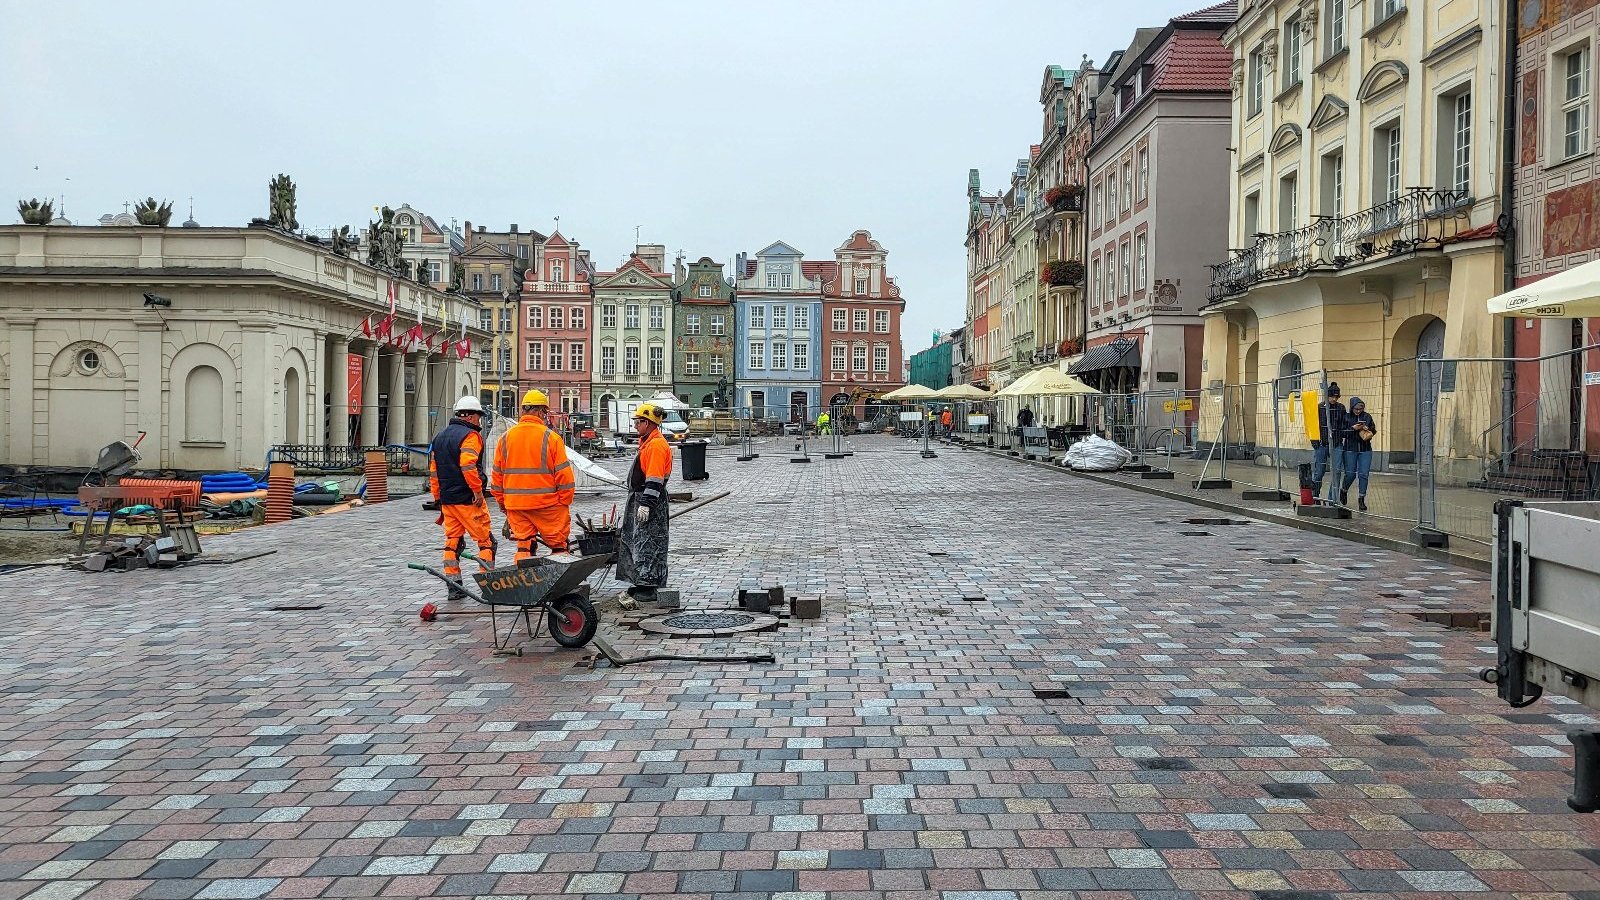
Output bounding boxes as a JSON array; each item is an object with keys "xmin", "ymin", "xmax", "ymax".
[
  {"xmin": 664, "ymin": 612, "xmax": 755, "ymax": 630},
  {"xmin": 638, "ymin": 610, "xmax": 779, "ymax": 637}
]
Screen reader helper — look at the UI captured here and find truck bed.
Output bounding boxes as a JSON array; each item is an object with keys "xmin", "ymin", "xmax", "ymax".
[{"xmin": 1491, "ymin": 500, "xmax": 1600, "ymax": 710}]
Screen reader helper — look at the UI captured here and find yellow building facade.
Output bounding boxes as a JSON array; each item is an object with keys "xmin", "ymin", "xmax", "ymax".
[{"xmin": 1203, "ymin": 0, "xmax": 1507, "ymax": 461}]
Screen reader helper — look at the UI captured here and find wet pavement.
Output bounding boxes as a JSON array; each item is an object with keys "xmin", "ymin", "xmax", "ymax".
[{"xmin": 0, "ymin": 434, "xmax": 1596, "ymax": 899}]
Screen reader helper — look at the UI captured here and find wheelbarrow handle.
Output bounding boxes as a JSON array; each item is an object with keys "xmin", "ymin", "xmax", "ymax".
[{"xmin": 405, "ymin": 563, "xmax": 427, "ymax": 571}]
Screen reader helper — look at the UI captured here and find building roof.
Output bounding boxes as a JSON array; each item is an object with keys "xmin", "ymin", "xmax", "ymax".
[
  {"xmin": 1171, "ymin": 0, "xmax": 1236, "ymax": 24},
  {"xmin": 800, "ymin": 260, "xmax": 837, "ymax": 284},
  {"xmin": 1149, "ymin": 27, "xmax": 1235, "ymax": 91}
]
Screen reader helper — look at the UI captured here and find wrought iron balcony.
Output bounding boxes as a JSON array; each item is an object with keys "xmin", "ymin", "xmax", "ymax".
[{"xmin": 1207, "ymin": 188, "xmax": 1474, "ymax": 304}]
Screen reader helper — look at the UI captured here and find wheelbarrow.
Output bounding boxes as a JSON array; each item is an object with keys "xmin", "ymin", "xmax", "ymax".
[{"xmin": 407, "ymin": 552, "xmax": 610, "ymax": 656}]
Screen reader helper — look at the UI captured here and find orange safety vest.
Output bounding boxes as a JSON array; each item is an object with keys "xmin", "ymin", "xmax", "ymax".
[
  {"xmin": 490, "ymin": 414, "xmax": 576, "ymax": 510},
  {"xmin": 629, "ymin": 429, "xmax": 673, "ymax": 498}
]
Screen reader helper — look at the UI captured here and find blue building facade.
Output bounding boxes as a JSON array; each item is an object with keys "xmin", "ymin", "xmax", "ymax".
[{"xmin": 734, "ymin": 241, "xmax": 823, "ymax": 422}]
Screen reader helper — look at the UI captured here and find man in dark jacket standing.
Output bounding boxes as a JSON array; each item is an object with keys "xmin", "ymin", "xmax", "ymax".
[
  {"xmin": 429, "ymin": 396, "xmax": 496, "ymax": 587},
  {"xmin": 1312, "ymin": 382, "xmax": 1348, "ymax": 500}
]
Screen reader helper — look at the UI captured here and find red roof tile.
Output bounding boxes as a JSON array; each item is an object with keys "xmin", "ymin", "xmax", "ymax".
[
  {"xmin": 1171, "ymin": 0, "xmax": 1236, "ymax": 24},
  {"xmin": 1150, "ymin": 28, "xmax": 1234, "ymax": 91}
]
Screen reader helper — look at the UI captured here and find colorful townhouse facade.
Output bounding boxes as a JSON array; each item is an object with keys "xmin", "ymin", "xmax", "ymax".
[
  {"xmin": 1026, "ymin": 59, "xmax": 1098, "ymax": 376},
  {"xmin": 1203, "ymin": 0, "xmax": 1507, "ymax": 463},
  {"xmin": 671, "ymin": 255, "xmax": 736, "ymax": 408},
  {"xmin": 1511, "ymin": 0, "xmax": 1600, "ymax": 456},
  {"xmin": 963, "ymin": 172, "xmax": 1003, "ymax": 387},
  {"xmin": 1080, "ymin": 4, "xmax": 1235, "ymax": 399},
  {"xmin": 821, "ymin": 230, "xmax": 907, "ymax": 420},
  {"xmin": 517, "ymin": 231, "xmax": 594, "ymax": 415},
  {"xmin": 590, "ymin": 245, "xmax": 674, "ymax": 423},
  {"xmin": 734, "ymin": 241, "xmax": 823, "ymax": 420}
]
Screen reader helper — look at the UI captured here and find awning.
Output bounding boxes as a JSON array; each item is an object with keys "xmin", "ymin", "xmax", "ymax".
[
  {"xmin": 1068, "ymin": 338, "xmax": 1140, "ymax": 375},
  {"xmin": 1487, "ymin": 258, "xmax": 1600, "ymax": 317}
]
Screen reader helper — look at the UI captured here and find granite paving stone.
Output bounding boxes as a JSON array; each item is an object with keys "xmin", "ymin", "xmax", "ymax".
[{"xmin": 1, "ymin": 435, "xmax": 1597, "ymax": 898}]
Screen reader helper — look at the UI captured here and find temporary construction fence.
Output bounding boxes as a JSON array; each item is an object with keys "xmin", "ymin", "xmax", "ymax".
[{"xmin": 1124, "ymin": 343, "xmax": 1600, "ymax": 546}]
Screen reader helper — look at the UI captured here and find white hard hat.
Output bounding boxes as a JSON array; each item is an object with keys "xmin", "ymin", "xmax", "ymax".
[{"xmin": 453, "ymin": 396, "xmax": 484, "ymax": 414}]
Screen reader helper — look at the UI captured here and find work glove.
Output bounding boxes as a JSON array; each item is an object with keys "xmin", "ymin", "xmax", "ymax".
[
  {"xmin": 434, "ymin": 513, "xmax": 444, "ymax": 525},
  {"xmin": 637, "ymin": 505, "xmax": 651, "ymax": 525}
]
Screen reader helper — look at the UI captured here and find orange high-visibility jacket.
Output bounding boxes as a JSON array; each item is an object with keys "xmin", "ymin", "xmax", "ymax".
[
  {"xmin": 490, "ymin": 414, "xmax": 576, "ymax": 510},
  {"xmin": 629, "ymin": 430, "xmax": 673, "ymax": 499}
]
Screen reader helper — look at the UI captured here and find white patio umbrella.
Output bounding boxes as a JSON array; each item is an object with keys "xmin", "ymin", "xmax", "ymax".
[
  {"xmin": 932, "ymin": 383, "xmax": 995, "ymax": 400},
  {"xmin": 1487, "ymin": 258, "xmax": 1600, "ymax": 317},
  {"xmin": 881, "ymin": 384, "xmax": 941, "ymax": 401},
  {"xmin": 996, "ymin": 367, "xmax": 1100, "ymax": 397}
]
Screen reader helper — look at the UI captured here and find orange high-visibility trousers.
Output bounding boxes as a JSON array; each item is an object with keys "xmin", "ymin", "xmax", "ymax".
[
  {"xmin": 441, "ymin": 503, "xmax": 496, "ymax": 576},
  {"xmin": 506, "ymin": 506, "xmax": 571, "ymax": 561}
]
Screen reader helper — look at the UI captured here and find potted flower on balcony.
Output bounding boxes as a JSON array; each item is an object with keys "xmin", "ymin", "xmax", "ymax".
[
  {"xmin": 1043, "ymin": 184, "xmax": 1083, "ymax": 211},
  {"xmin": 1058, "ymin": 338, "xmax": 1081, "ymax": 357},
  {"xmin": 1041, "ymin": 259, "xmax": 1085, "ymax": 286}
]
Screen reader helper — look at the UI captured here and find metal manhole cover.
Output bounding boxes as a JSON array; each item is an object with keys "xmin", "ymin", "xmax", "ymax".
[
  {"xmin": 638, "ymin": 610, "xmax": 779, "ymax": 637},
  {"xmin": 666, "ymin": 612, "xmax": 754, "ymax": 629}
]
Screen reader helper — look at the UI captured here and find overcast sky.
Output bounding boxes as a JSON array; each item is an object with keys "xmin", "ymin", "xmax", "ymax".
[{"xmin": 5, "ymin": 0, "xmax": 1210, "ymax": 353}]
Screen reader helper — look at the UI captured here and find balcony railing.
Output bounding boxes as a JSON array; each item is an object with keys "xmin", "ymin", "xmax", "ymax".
[
  {"xmin": 524, "ymin": 281, "xmax": 588, "ymax": 293},
  {"xmin": 1207, "ymin": 187, "xmax": 1474, "ymax": 304}
]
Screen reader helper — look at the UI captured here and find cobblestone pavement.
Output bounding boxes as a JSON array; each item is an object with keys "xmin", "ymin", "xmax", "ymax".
[{"xmin": 2, "ymin": 434, "xmax": 1597, "ymax": 900}]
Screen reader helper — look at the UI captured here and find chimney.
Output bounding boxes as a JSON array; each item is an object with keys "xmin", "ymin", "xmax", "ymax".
[
  {"xmin": 477, "ymin": 225, "xmax": 486, "ymax": 233},
  {"xmin": 510, "ymin": 224, "xmax": 518, "ymax": 233},
  {"xmin": 673, "ymin": 251, "xmax": 686, "ymax": 283},
  {"xmin": 464, "ymin": 220, "xmax": 472, "ymax": 236},
  {"xmin": 636, "ymin": 243, "xmax": 666, "ymax": 273}
]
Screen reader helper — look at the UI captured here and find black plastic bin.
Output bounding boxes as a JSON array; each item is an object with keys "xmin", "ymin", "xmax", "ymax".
[{"xmin": 680, "ymin": 439, "xmax": 709, "ymax": 481}]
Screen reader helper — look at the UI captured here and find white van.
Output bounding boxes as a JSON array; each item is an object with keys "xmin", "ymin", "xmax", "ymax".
[{"xmin": 608, "ymin": 395, "xmax": 690, "ymax": 443}]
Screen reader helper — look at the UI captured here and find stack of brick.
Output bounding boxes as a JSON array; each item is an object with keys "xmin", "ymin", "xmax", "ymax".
[{"xmin": 81, "ymin": 534, "xmax": 199, "ymax": 573}]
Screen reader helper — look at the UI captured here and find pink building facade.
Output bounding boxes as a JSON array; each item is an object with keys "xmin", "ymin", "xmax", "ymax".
[{"xmin": 518, "ymin": 232, "xmax": 594, "ymax": 414}]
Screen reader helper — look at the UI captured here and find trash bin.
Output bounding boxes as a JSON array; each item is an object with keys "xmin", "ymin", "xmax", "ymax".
[
  {"xmin": 680, "ymin": 439, "xmax": 709, "ymax": 482},
  {"xmin": 1296, "ymin": 462, "xmax": 1315, "ymax": 505}
]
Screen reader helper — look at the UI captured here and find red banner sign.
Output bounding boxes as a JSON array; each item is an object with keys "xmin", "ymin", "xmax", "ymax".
[{"xmin": 347, "ymin": 354, "xmax": 363, "ymax": 410}]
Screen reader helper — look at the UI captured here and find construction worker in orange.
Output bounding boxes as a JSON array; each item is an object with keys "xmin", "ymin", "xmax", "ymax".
[
  {"xmin": 429, "ymin": 396, "xmax": 496, "ymax": 586},
  {"xmin": 615, "ymin": 402, "xmax": 673, "ymax": 607},
  {"xmin": 490, "ymin": 389, "xmax": 576, "ymax": 562}
]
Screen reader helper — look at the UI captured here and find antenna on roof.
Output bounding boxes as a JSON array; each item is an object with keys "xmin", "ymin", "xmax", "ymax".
[{"xmin": 553, "ymin": 215, "xmax": 559, "ymax": 234}]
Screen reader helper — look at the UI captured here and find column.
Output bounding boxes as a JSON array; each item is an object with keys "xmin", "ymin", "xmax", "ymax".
[
  {"xmin": 410, "ymin": 351, "xmax": 431, "ymax": 443},
  {"xmin": 359, "ymin": 343, "xmax": 379, "ymax": 446},
  {"xmin": 329, "ymin": 335, "xmax": 349, "ymax": 447},
  {"xmin": 387, "ymin": 348, "xmax": 407, "ymax": 446},
  {"xmin": 240, "ymin": 324, "xmax": 274, "ymax": 466},
  {"xmin": 137, "ymin": 322, "xmax": 164, "ymax": 467},
  {"xmin": 5, "ymin": 320, "xmax": 35, "ymax": 465},
  {"xmin": 309, "ymin": 329, "xmax": 327, "ymax": 448}
]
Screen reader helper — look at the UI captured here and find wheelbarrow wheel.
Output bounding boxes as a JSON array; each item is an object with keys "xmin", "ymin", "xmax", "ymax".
[{"xmin": 549, "ymin": 593, "xmax": 598, "ymax": 648}]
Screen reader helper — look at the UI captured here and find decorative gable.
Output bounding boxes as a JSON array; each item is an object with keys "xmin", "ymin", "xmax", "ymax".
[
  {"xmin": 1308, "ymin": 94, "xmax": 1349, "ymax": 130},
  {"xmin": 1268, "ymin": 123, "xmax": 1302, "ymax": 154},
  {"xmin": 756, "ymin": 240, "xmax": 803, "ymax": 259},
  {"xmin": 1357, "ymin": 60, "xmax": 1409, "ymax": 104}
]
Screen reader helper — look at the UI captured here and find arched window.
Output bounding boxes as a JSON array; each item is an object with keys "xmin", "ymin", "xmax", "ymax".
[
  {"xmin": 1276, "ymin": 352, "xmax": 1303, "ymax": 398},
  {"xmin": 185, "ymin": 365, "xmax": 224, "ymax": 442}
]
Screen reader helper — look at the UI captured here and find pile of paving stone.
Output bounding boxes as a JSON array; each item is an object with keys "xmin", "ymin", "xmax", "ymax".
[{"xmin": 80, "ymin": 534, "xmax": 199, "ymax": 573}]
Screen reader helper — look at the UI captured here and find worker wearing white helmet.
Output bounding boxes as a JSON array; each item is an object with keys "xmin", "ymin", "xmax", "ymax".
[{"xmin": 428, "ymin": 396, "xmax": 496, "ymax": 587}]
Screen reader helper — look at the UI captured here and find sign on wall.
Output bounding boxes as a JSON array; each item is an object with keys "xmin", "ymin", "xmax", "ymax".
[{"xmin": 347, "ymin": 354, "xmax": 364, "ymax": 410}]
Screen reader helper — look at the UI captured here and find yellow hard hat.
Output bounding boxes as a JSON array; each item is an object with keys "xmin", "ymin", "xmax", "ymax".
[
  {"xmin": 632, "ymin": 402, "xmax": 665, "ymax": 424},
  {"xmin": 521, "ymin": 389, "xmax": 550, "ymax": 407}
]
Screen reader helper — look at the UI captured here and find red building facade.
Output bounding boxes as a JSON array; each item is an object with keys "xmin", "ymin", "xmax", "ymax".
[
  {"xmin": 821, "ymin": 230, "xmax": 906, "ymax": 420},
  {"xmin": 1512, "ymin": 0, "xmax": 1600, "ymax": 455},
  {"xmin": 518, "ymin": 232, "xmax": 595, "ymax": 414}
]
